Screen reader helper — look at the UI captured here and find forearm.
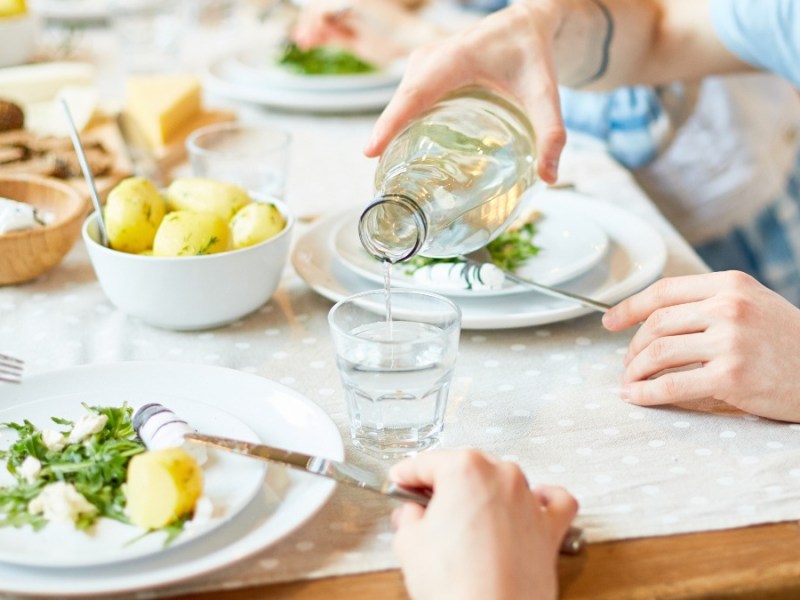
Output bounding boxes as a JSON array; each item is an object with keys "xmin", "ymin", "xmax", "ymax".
[{"xmin": 546, "ymin": 0, "xmax": 751, "ymax": 89}]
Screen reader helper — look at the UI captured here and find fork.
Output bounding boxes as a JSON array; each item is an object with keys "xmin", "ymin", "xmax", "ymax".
[
  {"xmin": 461, "ymin": 247, "xmax": 612, "ymax": 313},
  {"xmin": 0, "ymin": 353, "xmax": 23, "ymax": 384}
]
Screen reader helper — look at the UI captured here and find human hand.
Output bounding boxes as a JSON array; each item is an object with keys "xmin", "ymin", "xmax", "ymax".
[
  {"xmin": 291, "ymin": 0, "xmax": 442, "ymax": 66},
  {"xmin": 390, "ymin": 449, "xmax": 577, "ymax": 600},
  {"xmin": 365, "ymin": 0, "xmax": 567, "ymax": 184},
  {"xmin": 603, "ymin": 271, "xmax": 800, "ymax": 422}
]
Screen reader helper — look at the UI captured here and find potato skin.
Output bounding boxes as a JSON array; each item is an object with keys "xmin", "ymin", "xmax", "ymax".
[
  {"xmin": 229, "ymin": 202, "xmax": 286, "ymax": 249},
  {"xmin": 166, "ymin": 177, "xmax": 251, "ymax": 221},
  {"xmin": 152, "ymin": 210, "xmax": 230, "ymax": 257},
  {"xmin": 125, "ymin": 448, "xmax": 203, "ymax": 529},
  {"xmin": 104, "ymin": 177, "xmax": 167, "ymax": 253}
]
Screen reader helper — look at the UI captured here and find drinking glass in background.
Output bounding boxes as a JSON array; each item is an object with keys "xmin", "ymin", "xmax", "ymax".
[
  {"xmin": 186, "ymin": 122, "xmax": 291, "ymax": 200},
  {"xmin": 108, "ymin": 0, "xmax": 189, "ymax": 74},
  {"xmin": 328, "ymin": 289, "xmax": 462, "ymax": 459}
]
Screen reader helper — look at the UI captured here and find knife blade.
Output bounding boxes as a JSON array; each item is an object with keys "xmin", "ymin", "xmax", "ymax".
[
  {"xmin": 185, "ymin": 432, "xmax": 586, "ymax": 555},
  {"xmin": 185, "ymin": 432, "xmax": 432, "ymax": 504}
]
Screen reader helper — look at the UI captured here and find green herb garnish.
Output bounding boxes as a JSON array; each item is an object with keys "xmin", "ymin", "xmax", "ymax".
[
  {"xmin": 277, "ymin": 42, "xmax": 376, "ymax": 75},
  {"xmin": 0, "ymin": 404, "xmax": 145, "ymax": 533},
  {"xmin": 402, "ymin": 220, "xmax": 541, "ymax": 275}
]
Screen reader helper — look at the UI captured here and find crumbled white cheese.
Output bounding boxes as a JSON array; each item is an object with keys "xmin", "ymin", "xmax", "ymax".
[
  {"xmin": 28, "ymin": 481, "xmax": 96, "ymax": 524},
  {"xmin": 184, "ymin": 496, "xmax": 216, "ymax": 534},
  {"xmin": 41, "ymin": 429, "xmax": 67, "ymax": 452},
  {"xmin": 18, "ymin": 456, "xmax": 41, "ymax": 484},
  {"xmin": 0, "ymin": 197, "xmax": 42, "ymax": 234},
  {"xmin": 67, "ymin": 413, "xmax": 108, "ymax": 444}
]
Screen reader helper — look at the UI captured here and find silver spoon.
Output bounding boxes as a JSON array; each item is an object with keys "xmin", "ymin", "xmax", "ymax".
[{"xmin": 60, "ymin": 98, "xmax": 109, "ymax": 248}]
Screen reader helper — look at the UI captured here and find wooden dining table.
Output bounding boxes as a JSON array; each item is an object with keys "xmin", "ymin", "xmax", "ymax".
[
  {"xmin": 177, "ymin": 521, "xmax": 800, "ymax": 600},
  {"xmin": 4, "ymin": 8, "xmax": 800, "ymax": 600}
]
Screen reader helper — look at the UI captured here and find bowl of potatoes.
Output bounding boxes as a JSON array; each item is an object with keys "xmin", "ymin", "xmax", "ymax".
[{"xmin": 83, "ymin": 176, "xmax": 293, "ymax": 330}]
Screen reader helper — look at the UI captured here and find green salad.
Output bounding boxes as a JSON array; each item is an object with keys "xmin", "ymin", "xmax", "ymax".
[
  {"xmin": 403, "ymin": 221, "xmax": 541, "ymax": 275},
  {"xmin": 277, "ymin": 42, "xmax": 376, "ymax": 75},
  {"xmin": 0, "ymin": 404, "xmax": 185, "ymax": 542}
]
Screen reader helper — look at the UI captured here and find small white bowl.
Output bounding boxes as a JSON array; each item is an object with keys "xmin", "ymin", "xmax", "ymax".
[
  {"xmin": 0, "ymin": 13, "xmax": 37, "ymax": 68},
  {"xmin": 82, "ymin": 199, "xmax": 294, "ymax": 330}
]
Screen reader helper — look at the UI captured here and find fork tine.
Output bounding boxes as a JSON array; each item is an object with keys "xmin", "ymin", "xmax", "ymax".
[{"xmin": 0, "ymin": 354, "xmax": 24, "ymax": 384}]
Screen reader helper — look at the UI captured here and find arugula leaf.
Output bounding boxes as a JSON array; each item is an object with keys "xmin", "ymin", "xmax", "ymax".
[
  {"xmin": 277, "ymin": 42, "xmax": 376, "ymax": 75},
  {"xmin": 401, "ymin": 221, "xmax": 541, "ymax": 275}
]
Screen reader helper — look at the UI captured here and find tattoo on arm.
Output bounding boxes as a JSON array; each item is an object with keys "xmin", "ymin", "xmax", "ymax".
[
  {"xmin": 578, "ymin": 0, "xmax": 614, "ymax": 85},
  {"xmin": 555, "ymin": 0, "xmax": 616, "ymax": 88}
]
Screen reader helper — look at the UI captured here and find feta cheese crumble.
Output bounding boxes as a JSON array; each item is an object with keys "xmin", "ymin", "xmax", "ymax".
[{"xmin": 28, "ymin": 482, "xmax": 96, "ymax": 524}]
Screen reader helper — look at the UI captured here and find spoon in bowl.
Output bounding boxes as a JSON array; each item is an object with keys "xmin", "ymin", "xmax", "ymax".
[{"xmin": 60, "ymin": 98, "xmax": 109, "ymax": 248}]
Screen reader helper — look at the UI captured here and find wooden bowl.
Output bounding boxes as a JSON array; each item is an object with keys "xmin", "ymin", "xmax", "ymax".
[{"xmin": 0, "ymin": 175, "xmax": 87, "ymax": 285}]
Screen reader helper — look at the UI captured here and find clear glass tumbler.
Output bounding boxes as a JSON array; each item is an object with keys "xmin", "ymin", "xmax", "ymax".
[
  {"xmin": 328, "ymin": 289, "xmax": 462, "ymax": 459},
  {"xmin": 186, "ymin": 122, "xmax": 291, "ymax": 200}
]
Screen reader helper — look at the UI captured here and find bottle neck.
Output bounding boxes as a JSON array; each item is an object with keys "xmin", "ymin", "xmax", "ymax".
[{"xmin": 358, "ymin": 193, "xmax": 429, "ymax": 263}]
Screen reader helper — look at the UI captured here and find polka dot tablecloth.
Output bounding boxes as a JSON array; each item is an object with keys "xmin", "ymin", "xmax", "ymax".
[{"xmin": 2, "ymin": 149, "xmax": 798, "ymax": 599}]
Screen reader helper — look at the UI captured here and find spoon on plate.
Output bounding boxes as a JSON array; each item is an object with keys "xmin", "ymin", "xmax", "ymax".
[
  {"xmin": 60, "ymin": 98, "xmax": 109, "ymax": 248},
  {"xmin": 461, "ymin": 246, "xmax": 612, "ymax": 312}
]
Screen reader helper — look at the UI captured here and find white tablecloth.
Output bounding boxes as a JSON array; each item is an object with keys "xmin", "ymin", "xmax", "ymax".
[{"xmin": 3, "ymin": 17, "xmax": 800, "ymax": 600}]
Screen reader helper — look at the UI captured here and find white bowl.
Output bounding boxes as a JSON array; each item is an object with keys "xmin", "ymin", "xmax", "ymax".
[
  {"xmin": 0, "ymin": 14, "xmax": 37, "ymax": 68},
  {"xmin": 82, "ymin": 199, "xmax": 294, "ymax": 330}
]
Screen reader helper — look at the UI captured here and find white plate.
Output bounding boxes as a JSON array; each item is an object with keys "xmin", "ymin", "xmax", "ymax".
[
  {"xmin": 0, "ymin": 362, "xmax": 343, "ymax": 596},
  {"xmin": 228, "ymin": 45, "xmax": 404, "ymax": 92},
  {"xmin": 30, "ymin": 0, "xmax": 108, "ymax": 21},
  {"xmin": 292, "ymin": 190, "xmax": 668, "ymax": 329},
  {"xmin": 0, "ymin": 394, "xmax": 265, "ymax": 568},
  {"xmin": 333, "ymin": 197, "xmax": 610, "ymax": 297},
  {"xmin": 204, "ymin": 57, "xmax": 397, "ymax": 113}
]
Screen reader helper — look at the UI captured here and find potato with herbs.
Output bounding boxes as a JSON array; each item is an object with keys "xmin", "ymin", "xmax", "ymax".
[
  {"xmin": 125, "ymin": 448, "xmax": 203, "ymax": 529},
  {"xmin": 104, "ymin": 177, "xmax": 167, "ymax": 253},
  {"xmin": 230, "ymin": 202, "xmax": 286, "ymax": 249},
  {"xmin": 152, "ymin": 211, "xmax": 230, "ymax": 257},
  {"xmin": 166, "ymin": 177, "xmax": 251, "ymax": 221}
]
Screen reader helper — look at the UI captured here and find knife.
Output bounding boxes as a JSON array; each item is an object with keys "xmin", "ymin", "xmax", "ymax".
[{"xmin": 185, "ymin": 432, "xmax": 586, "ymax": 555}]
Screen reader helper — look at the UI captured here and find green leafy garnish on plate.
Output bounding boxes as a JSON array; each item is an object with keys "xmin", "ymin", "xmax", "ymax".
[
  {"xmin": 402, "ymin": 220, "xmax": 541, "ymax": 275},
  {"xmin": 277, "ymin": 42, "xmax": 376, "ymax": 75},
  {"xmin": 0, "ymin": 404, "xmax": 147, "ymax": 533}
]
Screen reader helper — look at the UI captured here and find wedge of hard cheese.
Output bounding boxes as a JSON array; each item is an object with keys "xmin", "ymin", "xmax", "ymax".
[{"xmin": 125, "ymin": 74, "xmax": 203, "ymax": 149}]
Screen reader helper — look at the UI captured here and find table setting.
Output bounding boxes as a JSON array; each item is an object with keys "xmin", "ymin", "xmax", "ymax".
[{"xmin": 2, "ymin": 2, "xmax": 800, "ymax": 599}]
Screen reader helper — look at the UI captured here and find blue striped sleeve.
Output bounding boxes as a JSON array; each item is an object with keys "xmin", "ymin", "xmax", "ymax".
[{"xmin": 710, "ymin": 0, "xmax": 800, "ymax": 87}]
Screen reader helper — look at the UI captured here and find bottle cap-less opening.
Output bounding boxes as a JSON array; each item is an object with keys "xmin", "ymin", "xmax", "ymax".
[{"xmin": 358, "ymin": 194, "xmax": 428, "ymax": 263}]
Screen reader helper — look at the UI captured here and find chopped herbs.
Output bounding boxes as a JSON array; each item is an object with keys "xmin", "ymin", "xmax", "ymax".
[
  {"xmin": 402, "ymin": 219, "xmax": 541, "ymax": 275},
  {"xmin": 0, "ymin": 404, "xmax": 146, "ymax": 532},
  {"xmin": 277, "ymin": 42, "xmax": 376, "ymax": 75}
]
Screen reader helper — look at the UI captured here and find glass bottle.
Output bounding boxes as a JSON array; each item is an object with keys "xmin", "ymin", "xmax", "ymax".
[{"xmin": 358, "ymin": 86, "xmax": 537, "ymax": 263}]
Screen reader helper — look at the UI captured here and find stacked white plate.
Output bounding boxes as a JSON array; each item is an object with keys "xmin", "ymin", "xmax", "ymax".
[
  {"xmin": 292, "ymin": 189, "xmax": 669, "ymax": 329},
  {"xmin": 205, "ymin": 44, "xmax": 404, "ymax": 113}
]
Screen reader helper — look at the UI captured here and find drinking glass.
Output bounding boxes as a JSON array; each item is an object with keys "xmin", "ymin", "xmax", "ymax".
[
  {"xmin": 109, "ymin": 0, "xmax": 189, "ymax": 74},
  {"xmin": 328, "ymin": 289, "xmax": 462, "ymax": 459},
  {"xmin": 186, "ymin": 122, "xmax": 291, "ymax": 200}
]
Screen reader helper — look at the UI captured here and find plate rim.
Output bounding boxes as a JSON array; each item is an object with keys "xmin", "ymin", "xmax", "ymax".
[
  {"xmin": 229, "ymin": 45, "xmax": 404, "ymax": 92},
  {"xmin": 0, "ymin": 361, "xmax": 343, "ymax": 596},
  {"xmin": 204, "ymin": 57, "xmax": 397, "ymax": 113}
]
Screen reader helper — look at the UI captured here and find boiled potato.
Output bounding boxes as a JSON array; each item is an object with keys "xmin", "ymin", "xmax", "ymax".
[
  {"xmin": 229, "ymin": 202, "xmax": 286, "ymax": 249},
  {"xmin": 104, "ymin": 177, "xmax": 167, "ymax": 253},
  {"xmin": 166, "ymin": 177, "xmax": 251, "ymax": 221},
  {"xmin": 126, "ymin": 448, "xmax": 203, "ymax": 529},
  {"xmin": 152, "ymin": 211, "xmax": 230, "ymax": 257}
]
